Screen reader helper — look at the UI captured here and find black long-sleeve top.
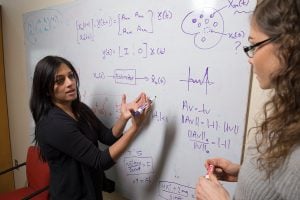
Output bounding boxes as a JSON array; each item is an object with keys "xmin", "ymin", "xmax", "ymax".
[{"xmin": 37, "ymin": 105, "xmax": 119, "ymax": 200}]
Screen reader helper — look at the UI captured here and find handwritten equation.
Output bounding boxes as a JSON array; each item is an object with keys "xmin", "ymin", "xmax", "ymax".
[
  {"xmin": 93, "ymin": 69, "xmax": 166, "ymax": 86},
  {"xmin": 181, "ymin": 100, "xmax": 211, "ymax": 115},
  {"xmin": 76, "ymin": 9, "xmax": 173, "ymax": 43},
  {"xmin": 181, "ymin": 114, "xmax": 240, "ymax": 135},
  {"xmin": 24, "ymin": 9, "xmax": 63, "ymax": 44},
  {"xmin": 159, "ymin": 181, "xmax": 195, "ymax": 200},
  {"xmin": 93, "ymin": 65, "xmax": 214, "ymax": 95},
  {"xmin": 122, "ymin": 150, "xmax": 154, "ymax": 185},
  {"xmin": 101, "ymin": 42, "xmax": 166, "ymax": 60},
  {"xmin": 187, "ymin": 129, "xmax": 231, "ymax": 153},
  {"xmin": 124, "ymin": 156, "xmax": 153, "ymax": 175},
  {"xmin": 82, "ymin": 92, "xmax": 168, "ymax": 123}
]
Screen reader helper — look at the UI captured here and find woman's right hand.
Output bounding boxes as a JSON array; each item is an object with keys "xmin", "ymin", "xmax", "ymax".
[
  {"xmin": 120, "ymin": 92, "xmax": 147, "ymax": 121},
  {"xmin": 109, "ymin": 94, "xmax": 152, "ymax": 161},
  {"xmin": 130, "ymin": 96, "xmax": 152, "ymax": 129},
  {"xmin": 205, "ymin": 158, "xmax": 240, "ymax": 182}
]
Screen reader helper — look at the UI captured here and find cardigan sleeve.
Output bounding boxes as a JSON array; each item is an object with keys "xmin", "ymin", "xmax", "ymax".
[
  {"xmin": 94, "ymin": 117, "xmax": 121, "ymax": 146},
  {"xmin": 80, "ymin": 102, "xmax": 120, "ymax": 146},
  {"xmin": 38, "ymin": 110, "xmax": 115, "ymax": 170}
]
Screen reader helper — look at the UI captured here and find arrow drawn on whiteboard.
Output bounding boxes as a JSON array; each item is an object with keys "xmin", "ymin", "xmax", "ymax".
[{"xmin": 135, "ymin": 76, "xmax": 149, "ymax": 81}]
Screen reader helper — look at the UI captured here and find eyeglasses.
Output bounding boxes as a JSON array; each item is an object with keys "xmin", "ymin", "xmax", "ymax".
[{"xmin": 243, "ymin": 37, "xmax": 276, "ymax": 58}]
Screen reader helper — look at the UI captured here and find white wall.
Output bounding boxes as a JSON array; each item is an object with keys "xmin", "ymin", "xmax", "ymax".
[
  {"xmin": 0, "ymin": 0, "xmax": 73, "ymax": 189},
  {"xmin": 0, "ymin": 0, "xmax": 268, "ymax": 198}
]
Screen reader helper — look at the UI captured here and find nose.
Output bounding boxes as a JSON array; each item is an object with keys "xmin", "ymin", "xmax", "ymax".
[{"xmin": 65, "ymin": 77, "xmax": 74, "ymax": 86}]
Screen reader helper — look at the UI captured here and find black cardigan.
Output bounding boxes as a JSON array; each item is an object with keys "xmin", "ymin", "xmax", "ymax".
[{"xmin": 37, "ymin": 105, "xmax": 119, "ymax": 200}]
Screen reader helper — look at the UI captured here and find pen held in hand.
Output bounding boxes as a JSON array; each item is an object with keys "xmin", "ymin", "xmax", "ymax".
[
  {"xmin": 133, "ymin": 103, "xmax": 149, "ymax": 116},
  {"xmin": 132, "ymin": 96, "xmax": 156, "ymax": 116},
  {"xmin": 205, "ymin": 164, "xmax": 214, "ymax": 179}
]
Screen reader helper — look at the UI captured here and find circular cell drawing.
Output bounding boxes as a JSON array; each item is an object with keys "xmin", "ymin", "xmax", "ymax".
[{"xmin": 181, "ymin": 8, "xmax": 224, "ymax": 49}]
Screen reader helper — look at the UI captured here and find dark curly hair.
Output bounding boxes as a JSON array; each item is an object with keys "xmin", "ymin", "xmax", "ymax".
[{"xmin": 251, "ymin": 0, "xmax": 300, "ymax": 178}]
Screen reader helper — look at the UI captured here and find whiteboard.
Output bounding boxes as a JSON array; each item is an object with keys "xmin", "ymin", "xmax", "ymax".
[{"xmin": 23, "ymin": 0, "xmax": 255, "ymax": 199}]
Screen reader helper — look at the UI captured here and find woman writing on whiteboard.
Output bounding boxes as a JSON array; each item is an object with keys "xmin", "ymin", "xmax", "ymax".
[
  {"xmin": 196, "ymin": 0, "xmax": 300, "ymax": 199},
  {"xmin": 30, "ymin": 55, "xmax": 152, "ymax": 200}
]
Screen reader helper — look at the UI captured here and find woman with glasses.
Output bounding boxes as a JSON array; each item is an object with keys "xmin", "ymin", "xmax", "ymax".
[
  {"xmin": 196, "ymin": 0, "xmax": 300, "ymax": 199},
  {"xmin": 30, "ymin": 55, "xmax": 152, "ymax": 199}
]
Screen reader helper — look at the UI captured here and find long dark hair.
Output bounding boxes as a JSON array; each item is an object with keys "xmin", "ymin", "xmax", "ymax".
[
  {"xmin": 30, "ymin": 56, "xmax": 81, "ymax": 140},
  {"xmin": 252, "ymin": 0, "xmax": 300, "ymax": 177},
  {"xmin": 30, "ymin": 56, "xmax": 102, "ymax": 149}
]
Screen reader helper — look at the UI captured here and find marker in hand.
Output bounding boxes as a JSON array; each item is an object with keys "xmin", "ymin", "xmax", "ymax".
[
  {"xmin": 133, "ymin": 96, "xmax": 156, "ymax": 116},
  {"xmin": 205, "ymin": 164, "xmax": 214, "ymax": 179}
]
